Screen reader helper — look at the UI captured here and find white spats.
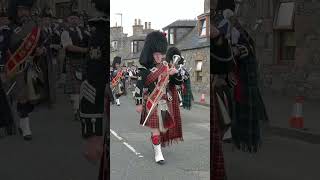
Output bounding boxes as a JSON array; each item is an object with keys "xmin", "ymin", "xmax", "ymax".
[
  {"xmin": 116, "ymin": 99, "xmax": 120, "ymax": 106},
  {"xmin": 223, "ymin": 126, "xmax": 232, "ymax": 141},
  {"xmin": 152, "ymin": 143, "xmax": 165, "ymax": 164},
  {"xmin": 19, "ymin": 117, "xmax": 32, "ymax": 137}
]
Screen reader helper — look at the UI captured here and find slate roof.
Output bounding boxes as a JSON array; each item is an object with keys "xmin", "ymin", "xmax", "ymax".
[
  {"xmin": 163, "ymin": 20, "xmax": 197, "ymax": 30},
  {"xmin": 174, "ymin": 22, "xmax": 210, "ymax": 51}
]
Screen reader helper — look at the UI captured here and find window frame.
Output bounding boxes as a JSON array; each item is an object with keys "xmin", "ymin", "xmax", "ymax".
[
  {"xmin": 198, "ymin": 13, "xmax": 210, "ymax": 38},
  {"xmin": 111, "ymin": 40, "xmax": 118, "ymax": 51},
  {"xmin": 131, "ymin": 41, "xmax": 139, "ymax": 53},
  {"xmin": 169, "ymin": 28, "xmax": 176, "ymax": 45},
  {"xmin": 273, "ymin": 0, "xmax": 295, "ymax": 30}
]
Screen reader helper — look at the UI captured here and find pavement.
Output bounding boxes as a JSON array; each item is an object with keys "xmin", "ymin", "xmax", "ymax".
[
  {"xmin": 193, "ymin": 86, "xmax": 320, "ymax": 143},
  {"xmin": 224, "ymin": 134, "xmax": 320, "ymax": 180},
  {"xmin": 261, "ymin": 90, "xmax": 320, "ymax": 143},
  {"xmin": 110, "ymin": 95, "xmax": 210, "ymax": 180}
]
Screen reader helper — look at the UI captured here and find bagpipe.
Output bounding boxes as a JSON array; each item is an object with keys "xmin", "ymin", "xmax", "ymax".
[{"xmin": 171, "ymin": 55, "xmax": 193, "ymax": 108}]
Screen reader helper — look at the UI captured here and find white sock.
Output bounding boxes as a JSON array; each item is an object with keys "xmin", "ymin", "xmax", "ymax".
[{"xmin": 20, "ymin": 117, "xmax": 32, "ymax": 136}]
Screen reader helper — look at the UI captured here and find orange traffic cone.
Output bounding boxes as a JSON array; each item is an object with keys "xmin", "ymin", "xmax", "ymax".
[
  {"xmin": 200, "ymin": 94, "xmax": 206, "ymax": 104},
  {"xmin": 289, "ymin": 96, "xmax": 304, "ymax": 129}
]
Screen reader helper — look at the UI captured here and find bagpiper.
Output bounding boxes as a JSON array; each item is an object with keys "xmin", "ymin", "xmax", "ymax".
[
  {"xmin": 211, "ymin": 0, "xmax": 237, "ymax": 178},
  {"xmin": 166, "ymin": 47, "xmax": 194, "ymax": 109},
  {"xmin": 135, "ymin": 31, "xmax": 183, "ymax": 164},
  {"xmin": 111, "ymin": 56, "xmax": 125, "ymax": 106},
  {"xmin": 0, "ymin": 8, "xmax": 15, "ymax": 137},
  {"xmin": 38, "ymin": 7, "xmax": 57, "ymax": 106},
  {"xmin": 4, "ymin": 0, "xmax": 47, "ymax": 140},
  {"xmin": 80, "ymin": 0, "xmax": 110, "ymax": 179},
  {"xmin": 61, "ymin": 10, "xmax": 90, "ymax": 120}
]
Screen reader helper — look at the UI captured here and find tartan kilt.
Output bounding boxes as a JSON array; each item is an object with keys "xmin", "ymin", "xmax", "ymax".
[
  {"xmin": 64, "ymin": 56, "xmax": 83, "ymax": 94},
  {"xmin": 212, "ymin": 79, "xmax": 226, "ymax": 180},
  {"xmin": 139, "ymin": 102, "xmax": 175, "ymax": 129}
]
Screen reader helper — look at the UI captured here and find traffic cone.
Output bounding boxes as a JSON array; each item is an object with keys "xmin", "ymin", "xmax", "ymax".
[
  {"xmin": 289, "ymin": 96, "xmax": 304, "ymax": 129},
  {"xmin": 200, "ymin": 94, "xmax": 206, "ymax": 104}
]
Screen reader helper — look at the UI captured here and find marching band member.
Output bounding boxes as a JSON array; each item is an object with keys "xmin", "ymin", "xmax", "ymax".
[
  {"xmin": 111, "ymin": 56, "xmax": 125, "ymax": 106},
  {"xmin": 135, "ymin": 31, "xmax": 183, "ymax": 164}
]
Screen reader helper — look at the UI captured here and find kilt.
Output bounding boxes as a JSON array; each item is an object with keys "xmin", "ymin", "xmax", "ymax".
[
  {"xmin": 139, "ymin": 96, "xmax": 175, "ymax": 129},
  {"xmin": 139, "ymin": 86, "xmax": 183, "ymax": 147},
  {"xmin": 212, "ymin": 77, "xmax": 226, "ymax": 180},
  {"xmin": 64, "ymin": 56, "xmax": 84, "ymax": 94}
]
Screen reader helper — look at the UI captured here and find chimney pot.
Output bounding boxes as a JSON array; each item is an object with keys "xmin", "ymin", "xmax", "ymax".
[
  {"xmin": 145, "ymin": 22, "xmax": 148, "ymax": 29},
  {"xmin": 138, "ymin": 19, "xmax": 141, "ymax": 25},
  {"xmin": 134, "ymin": 19, "xmax": 137, "ymax": 25},
  {"xmin": 148, "ymin": 22, "xmax": 151, "ymax": 29}
]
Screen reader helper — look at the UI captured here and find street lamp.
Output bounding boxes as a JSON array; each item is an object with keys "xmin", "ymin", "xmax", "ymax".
[{"xmin": 115, "ymin": 13, "xmax": 122, "ymax": 27}]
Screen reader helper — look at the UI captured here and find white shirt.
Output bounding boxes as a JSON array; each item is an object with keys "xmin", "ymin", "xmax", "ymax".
[{"xmin": 60, "ymin": 27, "xmax": 83, "ymax": 48}]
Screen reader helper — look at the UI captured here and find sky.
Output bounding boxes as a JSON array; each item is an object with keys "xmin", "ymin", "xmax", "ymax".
[{"xmin": 110, "ymin": 0, "xmax": 204, "ymax": 36}]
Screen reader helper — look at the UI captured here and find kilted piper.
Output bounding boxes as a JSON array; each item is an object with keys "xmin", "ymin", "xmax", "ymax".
[
  {"xmin": 61, "ymin": 10, "xmax": 90, "ymax": 120},
  {"xmin": 4, "ymin": 0, "xmax": 47, "ymax": 140},
  {"xmin": 211, "ymin": 0, "xmax": 237, "ymax": 178},
  {"xmin": 135, "ymin": 31, "xmax": 183, "ymax": 164},
  {"xmin": 111, "ymin": 56, "xmax": 125, "ymax": 106},
  {"xmin": 79, "ymin": 0, "xmax": 110, "ymax": 178},
  {"xmin": 0, "ymin": 9, "xmax": 15, "ymax": 137}
]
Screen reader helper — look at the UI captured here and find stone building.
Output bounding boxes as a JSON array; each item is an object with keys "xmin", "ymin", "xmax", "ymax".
[
  {"xmin": 110, "ymin": 19, "xmax": 153, "ymax": 67},
  {"xmin": 222, "ymin": 0, "xmax": 320, "ymax": 99},
  {"xmin": 110, "ymin": 0, "xmax": 210, "ymax": 94}
]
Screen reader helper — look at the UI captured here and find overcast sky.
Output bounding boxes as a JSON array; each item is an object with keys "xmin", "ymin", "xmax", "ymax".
[{"xmin": 110, "ymin": 0, "xmax": 204, "ymax": 36}]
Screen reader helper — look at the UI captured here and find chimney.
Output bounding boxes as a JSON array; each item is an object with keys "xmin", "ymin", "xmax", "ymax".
[
  {"xmin": 145, "ymin": 22, "xmax": 148, "ymax": 29},
  {"xmin": 133, "ymin": 18, "xmax": 144, "ymax": 36},
  {"xmin": 134, "ymin": 19, "xmax": 137, "ymax": 25},
  {"xmin": 148, "ymin": 22, "xmax": 151, "ymax": 29}
]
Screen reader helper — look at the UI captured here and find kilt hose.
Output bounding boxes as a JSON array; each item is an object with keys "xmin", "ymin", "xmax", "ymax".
[{"xmin": 212, "ymin": 81, "xmax": 227, "ymax": 180}]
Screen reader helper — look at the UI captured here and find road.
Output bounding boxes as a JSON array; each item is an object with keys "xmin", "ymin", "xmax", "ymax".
[
  {"xmin": 0, "ymin": 93, "xmax": 99, "ymax": 180},
  {"xmin": 110, "ymin": 95, "xmax": 210, "ymax": 180}
]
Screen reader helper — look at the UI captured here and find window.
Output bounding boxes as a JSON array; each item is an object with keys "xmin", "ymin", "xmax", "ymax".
[
  {"xmin": 165, "ymin": 30, "xmax": 169, "ymax": 42},
  {"xmin": 196, "ymin": 60, "xmax": 203, "ymax": 71},
  {"xmin": 279, "ymin": 31, "xmax": 296, "ymax": 62},
  {"xmin": 55, "ymin": 2, "xmax": 72, "ymax": 18},
  {"xmin": 195, "ymin": 60, "xmax": 203, "ymax": 81},
  {"xmin": 198, "ymin": 15, "xmax": 209, "ymax": 37},
  {"xmin": 169, "ymin": 28, "xmax": 175, "ymax": 45},
  {"xmin": 196, "ymin": 71, "xmax": 202, "ymax": 82},
  {"xmin": 131, "ymin": 41, "xmax": 139, "ymax": 53},
  {"xmin": 274, "ymin": 1, "xmax": 295, "ymax": 29},
  {"xmin": 200, "ymin": 19, "xmax": 206, "ymax": 36},
  {"xmin": 111, "ymin": 41, "xmax": 118, "ymax": 51}
]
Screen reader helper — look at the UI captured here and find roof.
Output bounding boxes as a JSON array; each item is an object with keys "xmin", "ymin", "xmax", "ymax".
[
  {"xmin": 163, "ymin": 20, "xmax": 197, "ymax": 30},
  {"xmin": 174, "ymin": 22, "xmax": 210, "ymax": 51}
]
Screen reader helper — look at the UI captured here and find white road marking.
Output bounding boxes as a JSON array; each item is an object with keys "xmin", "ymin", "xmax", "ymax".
[
  {"xmin": 110, "ymin": 129, "xmax": 123, "ymax": 141},
  {"xmin": 110, "ymin": 129, "xmax": 144, "ymax": 158}
]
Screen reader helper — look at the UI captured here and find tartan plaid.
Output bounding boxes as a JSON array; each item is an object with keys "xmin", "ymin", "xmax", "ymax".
[
  {"xmin": 64, "ymin": 56, "xmax": 83, "ymax": 94},
  {"xmin": 212, "ymin": 81, "xmax": 226, "ymax": 180},
  {"xmin": 182, "ymin": 78, "xmax": 193, "ymax": 110},
  {"xmin": 140, "ymin": 65, "xmax": 183, "ymax": 147},
  {"xmin": 232, "ymin": 53, "xmax": 268, "ymax": 153}
]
